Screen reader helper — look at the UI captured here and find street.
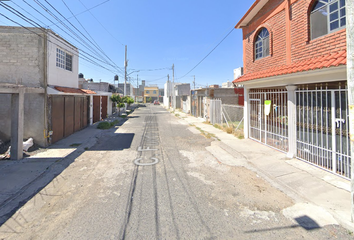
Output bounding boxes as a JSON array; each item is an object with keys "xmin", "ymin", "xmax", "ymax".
[{"xmin": 0, "ymin": 104, "xmax": 353, "ymax": 239}]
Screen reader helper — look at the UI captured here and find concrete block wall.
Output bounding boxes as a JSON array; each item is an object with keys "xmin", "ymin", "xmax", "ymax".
[
  {"xmin": 241, "ymin": 0, "xmax": 347, "ymax": 75},
  {"xmin": 0, "ymin": 93, "xmax": 46, "ymax": 147},
  {"xmin": 0, "ymin": 26, "xmax": 47, "ymax": 147},
  {"xmin": 0, "ymin": 27, "xmax": 45, "ymax": 87}
]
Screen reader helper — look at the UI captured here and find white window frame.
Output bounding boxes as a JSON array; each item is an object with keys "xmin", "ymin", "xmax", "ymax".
[
  {"xmin": 56, "ymin": 48, "xmax": 73, "ymax": 71},
  {"xmin": 254, "ymin": 28, "xmax": 270, "ymax": 60}
]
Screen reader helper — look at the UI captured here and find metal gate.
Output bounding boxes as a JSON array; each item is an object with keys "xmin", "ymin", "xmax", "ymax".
[
  {"xmin": 210, "ymin": 99, "xmax": 222, "ymax": 124},
  {"xmin": 296, "ymin": 86, "xmax": 351, "ymax": 179},
  {"xmin": 249, "ymin": 89, "xmax": 288, "ymax": 152}
]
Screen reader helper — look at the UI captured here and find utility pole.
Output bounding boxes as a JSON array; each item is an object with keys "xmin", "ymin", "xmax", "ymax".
[
  {"xmin": 346, "ymin": 0, "xmax": 354, "ymax": 222},
  {"xmin": 124, "ymin": 45, "xmax": 127, "ymax": 96},
  {"xmin": 193, "ymin": 75, "xmax": 195, "ymax": 90},
  {"xmin": 172, "ymin": 64, "xmax": 175, "ymax": 110},
  {"xmin": 136, "ymin": 74, "xmax": 139, "ymax": 102}
]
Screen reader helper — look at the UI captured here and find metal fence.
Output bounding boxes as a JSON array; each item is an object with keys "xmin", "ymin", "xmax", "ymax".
[{"xmin": 222, "ymin": 104, "xmax": 244, "ymax": 131}]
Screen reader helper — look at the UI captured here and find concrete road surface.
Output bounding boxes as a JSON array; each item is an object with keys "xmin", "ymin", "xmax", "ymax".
[{"xmin": 0, "ymin": 104, "xmax": 352, "ymax": 239}]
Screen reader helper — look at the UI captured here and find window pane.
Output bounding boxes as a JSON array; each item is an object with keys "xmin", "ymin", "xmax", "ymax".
[
  {"xmin": 341, "ymin": 17, "xmax": 346, "ymax": 27},
  {"xmin": 329, "ymin": 2, "xmax": 338, "ymax": 13},
  {"xmin": 340, "ymin": 0, "xmax": 345, "ymax": 8},
  {"xmin": 263, "ymin": 37, "xmax": 269, "ymax": 57},
  {"xmin": 311, "ymin": 8, "xmax": 328, "ymax": 39},
  {"xmin": 340, "ymin": 8, "xmax": 346, "ymax": 17},
  {"xmin": 330, "ymin": 12, "xmax": 338, "ymax": 21},
  {"xmin": 330, "ymin": 20, "xmax": 339, "ymax": 30},
  {"xmin": 312, "ymin": 1, "xmax": 326, "ymax": 11}
]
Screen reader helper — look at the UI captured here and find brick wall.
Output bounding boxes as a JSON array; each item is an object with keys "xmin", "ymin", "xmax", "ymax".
[
  {"xmin": 290, "ymin": 0, "xmax": 346, "ymax": 62},
  {"xmin": 241, "ymin": 0, "xmax": 347, "ymax": 75}
]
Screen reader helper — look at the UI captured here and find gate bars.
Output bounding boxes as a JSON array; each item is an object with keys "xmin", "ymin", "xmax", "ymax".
[
  {"xmin": 249, "ymin": 89, "xmax": 289, "ymax": 153},
  {"xmin": 296, "ymin": 86, "xmax": 351, "ymax": 179},
  {"xmin": 248, "ymin": 84, "xmax": 351, "ymax": 179}
]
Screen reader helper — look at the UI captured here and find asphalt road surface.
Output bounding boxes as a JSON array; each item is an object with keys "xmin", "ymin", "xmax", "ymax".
[{"xmin": 0, "ymin": 104, "xmax": 353, "ymax": 239}]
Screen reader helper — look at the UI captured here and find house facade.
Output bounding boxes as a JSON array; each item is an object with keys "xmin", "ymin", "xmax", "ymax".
[
  {"xmin": 233, "ymin": 0, "xmax": 349, "ymax": 178},
  {"xmin": 144, "ymin": 86, "xmax": 159, "ymax": 103},
  {"xmin": 0, "ymin": 26, "xmax": 92, "ymax": 147}
]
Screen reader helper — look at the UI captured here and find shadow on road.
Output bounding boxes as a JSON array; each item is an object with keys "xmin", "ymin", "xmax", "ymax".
[{"xmin": 244, "ymin": 215, "xmax": 321, "ymax": 233}]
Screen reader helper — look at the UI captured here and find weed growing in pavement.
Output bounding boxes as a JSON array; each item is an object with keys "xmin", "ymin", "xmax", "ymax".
[
  {"xmin": 234, "ymin": 129, "xmax": 244, "ymax": 139},
  {"xmin": 212, "ymin": 123, "xmax": 244, "ymax": 138},
  {"xmin": 175, "ymin": 114, "xmax": 180, "ymax": 117},
  {"xmin": 97, "ymin": 120, "xmax": 119, "ymax": 129},
  {"xmin": 194, "ymin": 126, "xmax": 220, "ymax": 140},
  {"xmin": 70, "ymin": 143, "xmax": 81, "ymax": 147}
]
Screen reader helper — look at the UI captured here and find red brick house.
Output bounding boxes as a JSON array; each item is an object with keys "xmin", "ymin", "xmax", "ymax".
[{"xmin": 233, "ymin": 0, "xmax": 349, "ymax": 178}]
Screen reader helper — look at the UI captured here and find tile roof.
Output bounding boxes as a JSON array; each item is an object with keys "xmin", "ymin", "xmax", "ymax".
[
  {"xmin": 233, "ymin": 50, "xmax": 347, "ymax": 83},
  {"xmin": 54, "ymin": 86, "xmax": 96, "ymax": 94},
  {"xmin": 81, "ymin": 89, "xmax": 96, "ymax": 94}
]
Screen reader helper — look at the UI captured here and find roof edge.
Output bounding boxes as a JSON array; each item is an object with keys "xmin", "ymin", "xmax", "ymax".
[{"xmin": 235, "ymin": 0, "xmax": 269, "ymax": 29}]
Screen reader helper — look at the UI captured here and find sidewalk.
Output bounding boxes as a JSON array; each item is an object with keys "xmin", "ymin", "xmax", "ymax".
[
  {"xmin": 173, "ymin": 108, "xmax": 354, "ymax": 232},
  {"xmin": 0, "ymin": 113, "xmax": 125, "ymax": 225}
]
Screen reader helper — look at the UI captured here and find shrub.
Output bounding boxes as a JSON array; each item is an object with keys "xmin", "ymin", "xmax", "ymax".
[{"xmin": 97, "ymin": 121, "xmax": 111, "ymax": 129}]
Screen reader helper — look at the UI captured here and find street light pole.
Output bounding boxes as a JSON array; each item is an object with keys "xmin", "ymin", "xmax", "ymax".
[
  {"xmin": 172, "ymin": 64, "xmax": 175, "ymax": 110},
  {"xmin": 346, "ymin": 0, "xmax": 354, "ymax": 222},
  {"xmin": 124, "ymin": 45, "xmax": 127, "ymax": 96}
]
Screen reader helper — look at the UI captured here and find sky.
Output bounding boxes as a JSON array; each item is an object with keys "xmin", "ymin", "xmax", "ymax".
[{"xmin": 0, "ymin": 0, "xmax": 253, "ymax": 89}]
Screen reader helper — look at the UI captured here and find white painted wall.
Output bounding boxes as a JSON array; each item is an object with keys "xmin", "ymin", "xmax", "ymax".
[{"xmin": 47, "ymin": 31, "xmax": 79, "ymax": 88}]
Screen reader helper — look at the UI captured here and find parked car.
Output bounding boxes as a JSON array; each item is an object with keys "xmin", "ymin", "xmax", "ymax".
[{"xmin": 153, "ymin": 100, "xmax": 160, "ymax": 105}]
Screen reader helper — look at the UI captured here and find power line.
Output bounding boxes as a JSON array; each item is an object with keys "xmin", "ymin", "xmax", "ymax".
[
  {"xmin": 0, "ymin": 9, "xmax": 120, "ymax": 76},
  {"xmin": 61, "ymin": 0, "xmax": 123, "ymax": 74},
  {"xmin": 78, "ymin": 0, "xmax": 124, "ymax": 46},
  {"xmin": 177, "ymin": 27, "xmax": 235, "ymax": 80},
  {"xmin": 15, "ymin": 0, "xmax": 121, "ymax": 73},
  {"xmin": 37, "ymin": 0, "xmax": 123, "ymax": 74},
  {"xmin": 49, "ymin": 0, "xmax": 112, "ymax": 27}
]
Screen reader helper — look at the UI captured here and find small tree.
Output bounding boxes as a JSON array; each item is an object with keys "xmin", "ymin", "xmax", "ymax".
[
  {"xmin": 126, "ymin": 97, "xmax": 134, "ymax": 106},
  {"xmin": 110, "ymin": 94, "xmax": 123, "ymax": 115},
  {"xmin": 148, "ymin": 97, "xmax": 152, "ymax": 103}
]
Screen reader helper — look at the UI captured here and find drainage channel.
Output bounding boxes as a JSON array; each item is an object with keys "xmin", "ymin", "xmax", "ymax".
[{"xmin": 134, "ymin": 114, "xmax": 160, "ymax": 166}]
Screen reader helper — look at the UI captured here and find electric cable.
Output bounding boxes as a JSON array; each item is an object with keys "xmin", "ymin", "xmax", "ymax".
[
  {"xmin": 77, "ymin": 0, "xmax": 124, "ymax": 46},
  {"xmin": 61, "ymin": 0, "xmax": 123, "ymax": 74},
  {"xmin": 0, "ymin": 11, "xmax": 120, "ymax": 77},
  {"xmin": 177, "ymin": 27, "xmax": 235, "ymax": 80},
  {"xmin": 34, "ymin": 0, "xmax": 121, "ymax": 73}
]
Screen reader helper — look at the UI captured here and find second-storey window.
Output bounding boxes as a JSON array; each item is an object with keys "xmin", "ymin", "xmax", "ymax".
[
  {"xmin": 56, "ymin": 48, "xmax": 73, "ymax": 71},
  {"xmin": 254, "ymin": 28, "xmax": 269, "ymax": 60},
  {"xmin": 310, "ymin": 0, "xmax": 346, "ymax": 39}
]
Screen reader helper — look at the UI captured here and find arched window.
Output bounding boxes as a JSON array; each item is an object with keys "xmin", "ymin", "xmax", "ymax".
[
  {"xmin": 310, "ymin": 0, "xmax": 346, "ymax": 39},
  {"xmin": 255, "ymin": 28, "xmax": 270, "ymax": 60}
]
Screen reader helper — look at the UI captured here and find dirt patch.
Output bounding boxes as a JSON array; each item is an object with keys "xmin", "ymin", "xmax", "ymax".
[
  {"xmin": 182, "ymin": 150, "xmax": 294, "ymax": 212},
  {"xmin": 223, "ymin": 167, "xmax": 294, "ymax": 211}
]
